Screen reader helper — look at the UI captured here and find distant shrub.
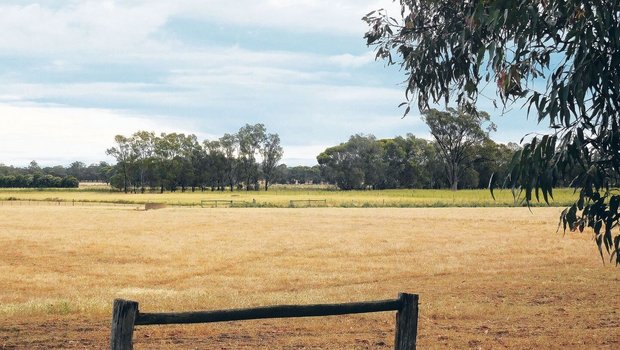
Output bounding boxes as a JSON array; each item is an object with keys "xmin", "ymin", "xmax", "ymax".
[
  {"xmin": 0, "ymin": 173, "xmax": 77, "ymax": 189},
  {"xmin": 60, "ymin": 176, "xmax": 79, "ymax": 188}
]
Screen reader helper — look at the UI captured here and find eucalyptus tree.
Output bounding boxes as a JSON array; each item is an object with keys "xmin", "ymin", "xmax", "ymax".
[
  {"xmin": 364, "ymin": 0, "xmax": 620, "ymax": 262},
  {"xmin": 423, "ymin": 108, "xmax": 495, "ymax": 191},
  {"xmin": 260, "ymin": 133, "xmax": 284, "ymax": 191},
  {"xmin": 237, "ymin": 123, "xmax": 266, "ymax": 190},
  {"xmin": 28, "ymin": 160, "xmax": 41, "ymax": 174},
  {"xmin": 317, "ymin": 134, "xmax": 385, "ymax": 190},
  {"xmin": 43, "ymin": 165, "xmax": 67, "ymax": 178},
  {"xmin": 154, "ymin": 133, "xmax": 184, "ymax": 192},
  {"xmin": 204, "ymin": 140, "xmax": 227, "ymax": 191},
  {"xmin": 131, "ymin": 131, "xmax": 156, "ymax": 192},
  {"xmin": 471, "ymin": 141, "xmax": 520, "ymax": 190},
  {"xmin": 67, "ymin": 161, "xmax": 86, "ymax": 180},
  {"xmin": 379, "ymin": 135, "xmax": 437, "ymax": 188},
  {"xmin": 106, "ymin": 135, "xmax": 134, "ymax": 193},
  {"xmin": 219, "ymin": 133, "xmax": 240, "ymax": 192},
  {"xmin": 178, "ymin": 134, "xmax": 201, "ymax": 192}
]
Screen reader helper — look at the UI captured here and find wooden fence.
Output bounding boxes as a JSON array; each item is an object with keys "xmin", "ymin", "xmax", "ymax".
[
  {"xmin": 289, "ymin": 199, "xmax": 327, "ymax": 207},
  {"xmin": 110, "ymin": 293, "xmax": 419, "ymax": 350},
  {"xmin": 200, "ymin": 199, "xmax": 249, "ymax": 208}
]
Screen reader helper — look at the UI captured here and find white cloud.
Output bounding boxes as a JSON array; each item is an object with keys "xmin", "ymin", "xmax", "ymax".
[
  {"xmin": 170, "ymin": 0, "xmax": 400, "ymax": 36},
  {"xmin": 0, "ymin": 2, "xmax": 172, "ymax": 54},
  {"xmin": 282, "ymin": 144, "xmax": 329, "ymax": 166},
  {"xmin": 0, "ymin": 1, "xmax": 399, "ymax": 56},
  {"xmin": 328, "ymin": 52, "xmax": 375, "ymax": 68},
  {"xmin": 1, "ymin": 1, "xmax": 544, "ymax": 167},
  {"xmin": 0, "ymin": 103, "xmax": 200, "ymax": 166}
]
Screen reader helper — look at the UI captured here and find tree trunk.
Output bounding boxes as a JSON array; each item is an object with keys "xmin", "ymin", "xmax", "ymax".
[
  {"xmin": 448, "ymin": 162, "xmax": 458, "ymax": 191},
  {"xmin": 122, "ymin": 164, "xmax": 129, "ymax": 193}
]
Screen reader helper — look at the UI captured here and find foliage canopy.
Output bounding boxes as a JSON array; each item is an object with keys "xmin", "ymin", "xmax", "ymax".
[
  {"xmin": 423, "ymin": 108, "xmax": 495, "ymax": 190},
  {"xmin": 105, "ymin": 124, "xmax": 283, "ymax": 193},
  {"xmin": 364, "ymin": 0, "xmax": 620, "ymax": 263}
]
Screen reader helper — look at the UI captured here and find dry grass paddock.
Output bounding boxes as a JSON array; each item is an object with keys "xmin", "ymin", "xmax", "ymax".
[{"xmin": 0, "ymin": 206, "xmax": 618, "ymax": 349}]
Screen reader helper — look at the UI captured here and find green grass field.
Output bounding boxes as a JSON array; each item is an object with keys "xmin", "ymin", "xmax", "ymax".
[{"xmin": 0, "ymin": 185, "xmax": 579, "ymax": 208}]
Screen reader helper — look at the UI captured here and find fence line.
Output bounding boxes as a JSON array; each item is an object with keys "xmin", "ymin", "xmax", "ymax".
[
  {"xmin": 200, "ymin": 199, "xmax": 249, "ymax": 208},
  {"xmin": 110, "ymin": 293, "xmax": 419, "ymax": 350},
  {"xmin": 0, "ymin": 200, "xmax": 139, "ymax": 208},
  {"xmin": 289, "ymin": 199, "xmax": 327, "ymax": 208}
]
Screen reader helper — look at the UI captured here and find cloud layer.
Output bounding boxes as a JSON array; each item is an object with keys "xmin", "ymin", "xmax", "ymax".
[{"xmin": 0, "ymin": 1, "xmax": 544, "ymax": 166}]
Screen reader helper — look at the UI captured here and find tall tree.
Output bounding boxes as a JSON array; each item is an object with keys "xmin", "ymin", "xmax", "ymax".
[
  {"xmin": 237, "ymin": 123, "xmax": 266, "ymax": 191},
  {"xmin": 131, "ymin": 131, "xmax": 156, "ymax": 192},
  {"xmin": 219, "ymin": 133, "xmax": 239, "ymax": 192},
  {"xmin": 154, "ymin": 133, "xmax": 183, "ymax": 193},
  {"xmin": 67, "ymin": 161, "xmax": 86, "ymax": 179},
  {"xmin": 106, "ymin": 135, "xmax": 134, "ymax": 193},
  {"xmin": 260, "ymin": 133, "xmax": 284, "ymax": 191},
  {"xmin": 471, "ymin": 140, "xmax": 519, "ymax": 190},
  {"xmin": 28, "ymin": 160, "xmax": 40, "ymax": 174},
  {"xmin": 364, "ymin": 0, "xmax": 620, "ymax": 263},
  {"xmin": 423, "ymin": 108, "xmax": 495, "ymax": 191},
  {"xmin": 178, "ymin": 134, "xmax": 201, "ymax": 192},
  {"xmin": 204, "ymin": 140, "xmax": 227, "ymax": 191}
]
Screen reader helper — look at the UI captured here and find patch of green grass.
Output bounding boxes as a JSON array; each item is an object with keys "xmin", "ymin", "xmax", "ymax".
[{"xmin": 0, "ymin": 187, "xmax": 579, "ymax": 208}]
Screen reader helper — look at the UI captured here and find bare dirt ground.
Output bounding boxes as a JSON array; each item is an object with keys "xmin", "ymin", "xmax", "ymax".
[{"xmin": 0, "ymin": 206, "xmax": 618, "ymax": 349}]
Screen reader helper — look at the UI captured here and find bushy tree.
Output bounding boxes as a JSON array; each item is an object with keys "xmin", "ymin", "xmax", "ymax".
[
  {"xmin": 423, "ymin": 108, "xmax": 495, "ymax": 191},
  {"xmin": 378, "ymin": 135, "xmax": 437, "ymax": 188},
  {"xmin": 364, "ymin": 0, "xmax": 620, "ymax": 263},
  {"xmin": 60, "ymin": 176, "xmax": 80, "ymax": 188},
  {"xmin": 318, "ymin": 134, "xmax": 385, "ymax": 190}
]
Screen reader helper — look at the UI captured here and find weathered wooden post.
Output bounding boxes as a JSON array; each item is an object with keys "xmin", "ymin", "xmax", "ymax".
[
  {"xmin": 110, "ymin": 299, "xmax": 139, "ymax": 350},
  {"xmin": 394, "ymin": 293, "xmax": 419, "ymax": 350}
]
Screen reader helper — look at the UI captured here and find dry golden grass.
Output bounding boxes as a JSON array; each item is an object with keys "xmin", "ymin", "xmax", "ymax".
[{"xmin": 0, "ymin": 206, "xmax": 618, "ymax": 349}]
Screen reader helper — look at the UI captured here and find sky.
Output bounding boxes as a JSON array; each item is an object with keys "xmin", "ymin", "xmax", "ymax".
[{"xmin": 0, "ymin": 0, "xmax": 551, "ymax": 167}]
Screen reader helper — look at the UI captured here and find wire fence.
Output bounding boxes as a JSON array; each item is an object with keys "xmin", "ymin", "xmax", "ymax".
[
  {"xmin": 0, "ymin": 200, "xmax": 141, "ymax": 209},
  {"xmin": 0, "ymin": 199, "xmax": 229, "ymax": 210}
]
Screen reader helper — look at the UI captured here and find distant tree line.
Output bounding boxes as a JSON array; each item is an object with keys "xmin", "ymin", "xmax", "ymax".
[
  {"xmin": 315, "ymin": 108, "xmax": 586, "ymax": 191},
  {"xmin": 317, "ymin": 133, "xmax": 518, "ymax": 190},
  {"xmin": 2, "ymin": 112, "xmax": 578, "ymax": 192},
  {"xmin": 271, "ymin": 165, "xmax": 322, "ymax": 185},
  {"xmin": 105, "ymin": 124, "xmax": 284, "ymax": 193},
  {"xmin": 0, "ymin": 161, "xmax": 109, "ymax": 188}
]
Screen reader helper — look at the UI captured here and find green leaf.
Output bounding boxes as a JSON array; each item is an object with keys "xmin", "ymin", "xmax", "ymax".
[
  {"xmin": 613, "ymin": 235, "xmax": 620, "ymax": 265},
  {"xmin": 489, "ymin": 172, "xmax": 496, "ymax": 200}
]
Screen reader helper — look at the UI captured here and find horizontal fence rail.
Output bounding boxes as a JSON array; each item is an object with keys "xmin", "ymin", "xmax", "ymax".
[
  {"xmin": 135, "ymin": 298, "xmax": 401, "ymax": 325},
  {"xmin": 200, "ymin": 199, "xmax": 249, "ymax": 208},
  {"xmin": 110, "ymin": 293, "xmax": 419, "ymax": 350},
  {"xmin": 289, "ymin": 199, "xmax": 327, "ymax": 207}
]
